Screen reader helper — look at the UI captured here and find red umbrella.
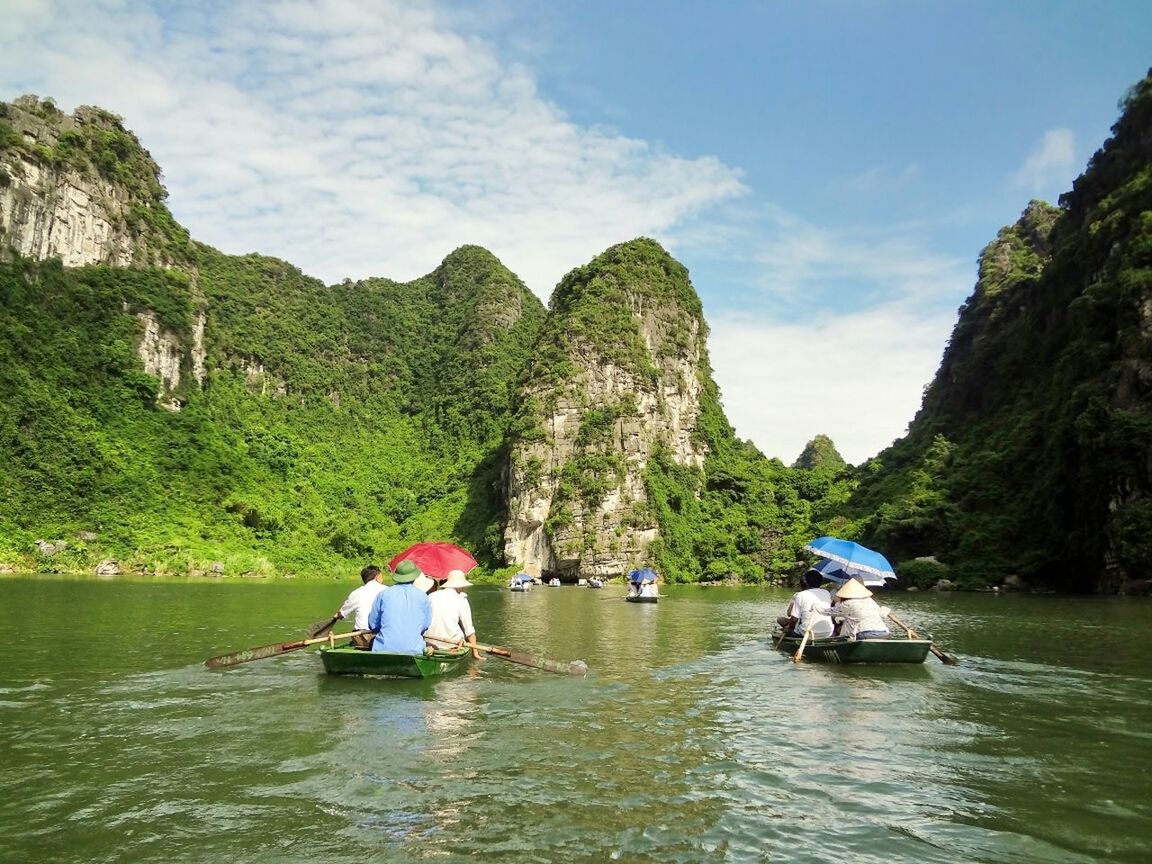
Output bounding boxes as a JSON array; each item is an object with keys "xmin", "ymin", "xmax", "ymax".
[{"xmin": 389, "ymin": 542, "xmax": 478, "ymax": 580}]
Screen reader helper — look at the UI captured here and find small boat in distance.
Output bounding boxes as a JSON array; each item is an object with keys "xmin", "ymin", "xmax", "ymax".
[
  {"xmin": 775, "ymin": 634, "xmax": 931, "ymax": 664},
  {"xmin": 548, "ymin": 577, "xmax": 561, "ymax": 587},
  {"xmin": 626, "ymin": 567, "xmax": 659, "ymax": 603},
  {"xmin": 320, "ymin": 645, "xmax": 471, "ymax": 678},
  {"xmin": 509, "ymin": 572, "xmax": 534, "ymax": 592}
]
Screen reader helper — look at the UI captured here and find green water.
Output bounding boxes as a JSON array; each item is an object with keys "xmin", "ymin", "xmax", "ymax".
[{"xmin": 1, "ymin": 577, "xmax": 1149, "ymax": 864}]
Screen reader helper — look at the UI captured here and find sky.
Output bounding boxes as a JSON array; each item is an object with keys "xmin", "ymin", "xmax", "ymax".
[{"xmin": 2, "ymin": 0, "xmax": 1150, "ymax": 464}]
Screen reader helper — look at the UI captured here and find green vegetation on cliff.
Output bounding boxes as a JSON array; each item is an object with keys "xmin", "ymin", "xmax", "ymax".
[
  {"xmin": 850, "ymin": 71, "xmax": 1152, "ymax": 592},
  {"xmin": 0, "ymin": 242, "xmax": 545, "ymax": 577}
]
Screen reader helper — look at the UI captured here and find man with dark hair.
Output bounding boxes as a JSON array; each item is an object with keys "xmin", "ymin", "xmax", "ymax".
[
  {"xmin": 776, "ymin": 569, "xmax": 834, "ymax": 637},
  {"xmin": 329, "ymin": 564, "xmax": 388, "ymax": 649}
]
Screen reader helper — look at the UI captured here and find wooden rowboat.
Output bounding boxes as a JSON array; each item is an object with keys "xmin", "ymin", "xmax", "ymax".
[
  {"xmin": 319, "ymin": 645, "xmax": 471, "ymax": 678},
  {"xmin": 776, "ymin": 634, "xmax": 932, "ymax": 664},
  {"xmin": 625, "ymin": 595, "xmax": 658, "ymax": 604}
]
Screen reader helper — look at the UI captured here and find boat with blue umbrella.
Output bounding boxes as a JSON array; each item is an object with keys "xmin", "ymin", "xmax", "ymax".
[
  {"xmin": 626, "ymin": 567, "xmax": 659, "ymax": 603},
  {"xmin": 508, "ymin": 571, "xmax": 534, "ymax": 592}
]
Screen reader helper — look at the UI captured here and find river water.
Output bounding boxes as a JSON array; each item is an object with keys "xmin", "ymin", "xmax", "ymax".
[{"xmin": 1, "ymin": 576, "xmax": 1149, "ymax": 863}]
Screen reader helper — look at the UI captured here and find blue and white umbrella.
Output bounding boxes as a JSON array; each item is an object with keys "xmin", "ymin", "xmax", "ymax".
[
  {"xmin": 629, "ymin": 567, "xmax": 658, "ymax": 584},
  {"xmin": 811, "ymin": 557, "xmax": 894, "ymax": 588},
  {"xmin": 804, "ymin": 536, "xmax": 896, "ymax": 583}
]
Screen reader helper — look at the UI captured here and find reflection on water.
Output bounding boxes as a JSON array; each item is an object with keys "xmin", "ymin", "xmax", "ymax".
[{"xmin": 0, "ymin": 577, "xmax": 1149, "ymax": 863}]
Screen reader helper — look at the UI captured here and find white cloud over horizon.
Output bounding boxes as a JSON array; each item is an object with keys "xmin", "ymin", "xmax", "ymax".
[
  {"xmin": 0, "ymin": 0, "xmax": 746, "ymax": 296},
  {"xmin": 708, "ymin": 303, "xmax": 956, "ymax": 466},
  {"xmin": 1013, "ymin": 127, "xmax": 1076, "ymax": 197}
]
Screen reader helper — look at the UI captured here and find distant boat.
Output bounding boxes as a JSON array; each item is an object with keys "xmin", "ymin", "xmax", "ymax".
[
  {"xmin": 509, "ymin": 572, "xmax": 533, "ymax": 592},
  {"xmin": 626, "ymin": 567, "xmax": 659, "ymax": 602},
  {"xmin": 320, "ymin": 645, "xmax": 471, "ymax": 677},
  {"xmin": 548, "ymin": 577, "xmax": 561, "ymax": 587},
  {"xmin": 588, "ymin": 578, "xmax": 604, "ymax": 589}
]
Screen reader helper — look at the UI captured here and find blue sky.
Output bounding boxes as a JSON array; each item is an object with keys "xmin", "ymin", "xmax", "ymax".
[{"xmin": 2, "ymin": 0, "xmax": 1150, "ymax": 464}]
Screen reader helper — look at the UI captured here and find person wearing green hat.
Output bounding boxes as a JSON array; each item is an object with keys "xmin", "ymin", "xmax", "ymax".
[{"xmin": 366, "ymin": 559, "xmax": 432, "ymax": 653}]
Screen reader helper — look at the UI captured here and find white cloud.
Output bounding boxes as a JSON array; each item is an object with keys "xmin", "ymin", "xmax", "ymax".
[
  {"xmin": 1, "ymin": 0, "xmax": 973, "ymax": 467},
  {"xmin": 0, "ymin": 0, "xmax": 746, "ymax": 295},
  {"xmin": 709, "ymin": 303, "xmax": 956, "ymax": 466},
  {"xmin": 1013, "ymin": 128, "xmax": 1076, "ymax": 196},
  {"xmin": 691, "ymin": 207, "xmax": 972, "ymax": 465}
]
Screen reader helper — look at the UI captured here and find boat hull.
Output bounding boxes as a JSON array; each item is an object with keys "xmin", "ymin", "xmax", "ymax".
[
  {"xmin": 776, "ymin": 635, "xmax": 931, "ymax": 664},
  {"xmin": 626, "ymin": 595, "xmax": 658, "ymax": 604},
  {"xmin": 320, "ymin": 646, "xmax": 470, "ymax": 677}
]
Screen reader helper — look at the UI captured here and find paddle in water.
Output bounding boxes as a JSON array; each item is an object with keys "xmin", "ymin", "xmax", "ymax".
[
  {"xmin": 204, "ymin": 629, "xmax": 368, "ymax": 669},
  {"xmin": 425, "ymin": 636, "xmax": 587, "ymax": 676},
  {"xmin": 792, "ymin": 623, "xmax": 814, "ymax": 663},
  {"xmin": 886, "ymin": 612, "xmax": 959, "ymax": 665}
]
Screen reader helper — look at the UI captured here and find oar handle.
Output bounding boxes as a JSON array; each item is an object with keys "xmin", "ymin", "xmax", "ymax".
[
  {"xmin": 424, "ymin": 636, "xmax": 580, "ymax": 674},
  {"xmin": 303, "ymin": 629, "xmax": 368, "ymax": 647},
  {"xmin": 425, "ymin": 635, "xmax": 506, "ymax": 656},
  {"xmin": 885, "ymin": 613, "xmax": 959, "ymax": 665},
  {"xmin": 886, "ymin": 612, "xmax": 920, "ymax": 638}
]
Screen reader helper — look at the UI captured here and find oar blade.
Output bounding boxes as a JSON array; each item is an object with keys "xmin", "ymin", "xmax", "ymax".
[
  {"xmin": 306, "ymin": 616, "xmax": 339, "ymax": 639},
  {"xmin": 204, "ymin": 640, "xmax": 306, "ymax": 669},
  {"xmin": 482, "ymin": 645, "xmax": 587, "ymax": 676}
]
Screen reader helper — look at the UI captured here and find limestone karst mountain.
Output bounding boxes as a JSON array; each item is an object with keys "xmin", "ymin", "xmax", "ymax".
[
  {"xmin": 851, "ymin": 71, "xmax": 1152, "ymax": 592},
  {"xmin": 1, "ymin": 93, "xmax": 816, "ymax": 582},
  {"xmin": 502, "ymin": 238, "xmax": 711, "ymax": 578}
]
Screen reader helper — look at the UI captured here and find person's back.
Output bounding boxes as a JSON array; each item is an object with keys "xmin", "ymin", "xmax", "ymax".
[
  {"xmin": 827, "ymin": 579, "xmax": 890, "ymax": 639},
  {"xmin": 778, "ymin": 570, "xmax": 834, "ymax": 637},
  {"xmin": 792, "ymin": 586, "xmax": 834, "ymax": 637},
  {"xmin": 425, "ymin": 570, "xmax": 482, "ymax": 659},
  {"xmin": 338, "ymin": 565, "xmax": 387, "ymax": 631},
  {"xmin": 368, "ymin": 561, "xmax": 432, "ymax": 653},
  {"xmin": 427, "ymin": 588, "xmax": 470, "ymax": 642}
]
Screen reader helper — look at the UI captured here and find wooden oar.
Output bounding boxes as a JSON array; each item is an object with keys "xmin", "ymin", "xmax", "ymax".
[
  {"xmin": 425, "ymin": 636, "xmax": 587, "ymax": 676},
  {"xmin": 792, "ymin": 623, "xmax": 814, "ymax": 663},
  {"xmin": 204, "ymin": 629, "xmax": 368, "ymax": 669},
  {"xmin": 306, "ymin": 614, "xmax": 341, "ymax": 639},
  {"xmin": 886, "ymin": 612, "xmax": 959, "ymax": 665}
]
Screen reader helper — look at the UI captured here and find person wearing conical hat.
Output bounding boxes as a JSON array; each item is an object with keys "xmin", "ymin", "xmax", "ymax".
[
  {"xmin": 425, "ymin": 569, "xmax": 482, "ymax": 660},
  {"xmin": 822, "ymin": 578, "xmax": 891, "ymax": 640},
  {"xmin": 366, "ymin": 560, "xmax": 432, "ymax": 653}
]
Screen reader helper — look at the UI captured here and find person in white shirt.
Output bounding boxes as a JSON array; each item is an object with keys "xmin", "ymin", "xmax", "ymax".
[
  {"xmin": 777, "ymin": 570, "xmax": 834, "ymax": 638},
  {"xmin": 425, "ymin": 569, "xmax": 482, "ymax": 660},
  {"xmin": 332, "ymin": 565, "xmax": 387, "ymax": 648}
]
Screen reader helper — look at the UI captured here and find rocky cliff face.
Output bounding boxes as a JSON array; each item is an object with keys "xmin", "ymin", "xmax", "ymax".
[
  {"xmin": 503, "ymin": 238, "xmax": 710, "ymax": 579},
  {"xmin": 1, "ymin": 95, "xmax": 203, "ymax": 411},
  {"xmin": 0, "ymin": 96, "xmax": 184, "ymax": 269}
]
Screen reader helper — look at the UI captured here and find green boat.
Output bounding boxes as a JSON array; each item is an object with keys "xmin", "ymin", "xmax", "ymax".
[
  {"xmin": 776, "ymin": 634, "xmax": 932, "ymax": 664},
  {"xmin": 319, "ymin": 645, "xmax": 471, "ymax": 678}
]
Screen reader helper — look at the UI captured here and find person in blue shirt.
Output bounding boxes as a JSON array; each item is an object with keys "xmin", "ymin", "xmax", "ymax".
[{"xmin": 367, "ymin": 560, "xmax": 432, "ymax": 653}]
